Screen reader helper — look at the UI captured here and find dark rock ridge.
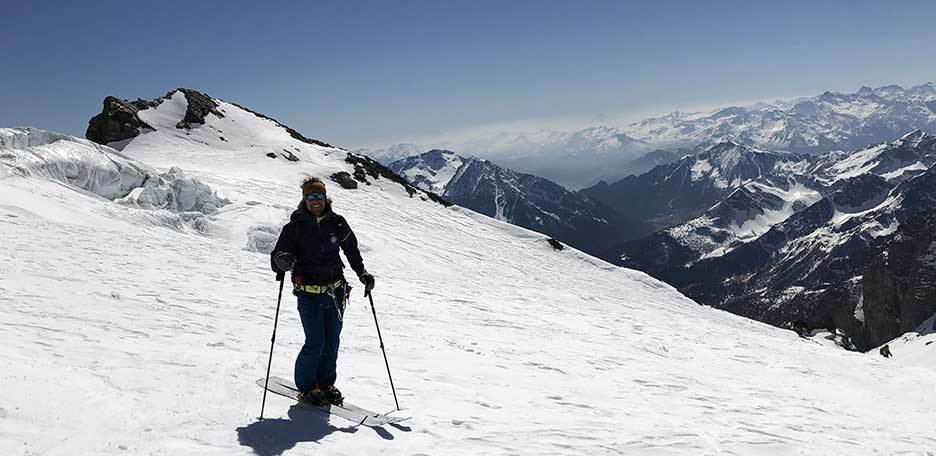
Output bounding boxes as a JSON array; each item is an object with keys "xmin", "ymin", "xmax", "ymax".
[
  {"xmin": 87, "ymin": 88, "xmax": 225, "ymax": 144},
  {"xmin": 87, "ymin": 88, "xmax": 335, "ymax": 149},
  {"xmin": 85, "ymin": 88, "xmax": 452, "ymax": 209},
  {"xmin": 86, "ymin": 96, "xmax": 156, "ymax": 144},
  {"xmin": 174, "ymin": 88, "xmax": 224, "ymax": 129},
  {"xmin": 329, "ymin": 171, "xmax": 358, "ymax": 189}
]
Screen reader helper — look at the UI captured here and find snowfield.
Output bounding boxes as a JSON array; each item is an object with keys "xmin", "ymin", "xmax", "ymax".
[{"xmin": 2, "ymin": 93, "xmax": 936, "ymax": 455}]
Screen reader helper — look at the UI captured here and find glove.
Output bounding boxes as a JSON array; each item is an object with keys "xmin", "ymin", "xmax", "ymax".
[
  {"xmin": 273, "ymin": 251, "xmax": 295, "ymax": 272},
  {"xmin": 359, "ymin": 271, "xmax": 375, "ymax": 292}
]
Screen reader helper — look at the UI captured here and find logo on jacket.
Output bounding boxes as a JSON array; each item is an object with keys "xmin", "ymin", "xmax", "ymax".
[{"xmin": 330, "ymin": 235, "xmax": 338, "ymax": 244}]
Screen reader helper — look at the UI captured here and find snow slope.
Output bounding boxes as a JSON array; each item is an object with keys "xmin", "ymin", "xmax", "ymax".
[
  {"xmin": 882, "ymin": 313, "xmax": 936, "ymax": 369},
  {"xmin": 2, "ymin": 94, "xmax": 936, "ymax": 455}
]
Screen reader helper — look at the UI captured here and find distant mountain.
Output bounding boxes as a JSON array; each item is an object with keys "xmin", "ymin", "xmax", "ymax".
[
  {"xmin": 613, "ymin": 131, "xmax": 936, "ymax": 350},
  {"xmin": 613, "ymin": 147, "xmax": 693, "ymax": 178},
  {"xmin": 583, "ymin": 141, "xmax": 806, "ymax": 231},
  {"xmin": 357, "ymin": 143, "xmax": 422, "ymax": 164},
  {"xmin": 366, "ymin": 126, "xmax": 651, "ymax": 189},
  {"xmin": 623, "ymin": 83, "xmax": 936, "ymax": 154},
  {"xmin": 367, "ymin": 83, "xmax": 936, "ymax": 189},
  {"xmin": 389, "ymin": 149, "xmax": 651, "ymax": 255}
]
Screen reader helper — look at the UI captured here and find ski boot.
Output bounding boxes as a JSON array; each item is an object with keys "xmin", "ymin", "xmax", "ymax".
[
  {"xmin": 322, "ymin": 384, "xmax": 344, "ymax": 406},
  {"xmin": 297, "ymin": 387, "xmax": 328, "ymax": 406}
]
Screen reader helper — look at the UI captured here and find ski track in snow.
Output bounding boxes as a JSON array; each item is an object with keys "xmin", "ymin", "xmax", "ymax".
[{"xmin": 3, "ymin": 117, "xmax": 936, "ymax": 455}]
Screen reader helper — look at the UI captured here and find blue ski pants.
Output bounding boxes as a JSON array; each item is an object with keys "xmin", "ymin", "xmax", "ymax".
[{"xmin": 294, "ymin": 286, "xmax": 345, "ymax": 392}]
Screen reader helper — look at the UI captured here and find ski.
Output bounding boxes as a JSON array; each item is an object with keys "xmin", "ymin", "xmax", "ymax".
[{"xmin": 255, "ymin": 376, "xmax": 409, "ymax": 427}]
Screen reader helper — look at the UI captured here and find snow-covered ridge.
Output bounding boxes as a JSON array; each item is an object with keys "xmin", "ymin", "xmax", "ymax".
[{"xmin": 387, "ymin": 149, "xmax": 465, "ymax": 194}]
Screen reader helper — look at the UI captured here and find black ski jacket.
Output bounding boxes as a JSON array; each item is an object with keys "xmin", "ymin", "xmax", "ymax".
[{"xmin": 270, "ymin": 205, "xmax": 365, "ymax": 285}]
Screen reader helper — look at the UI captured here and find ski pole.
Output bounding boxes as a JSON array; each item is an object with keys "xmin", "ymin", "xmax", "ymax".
[
  {"xmin": 259, "ymin": 276, "xmax": 286, "ymax": 420},
  {"xmin": 366, "ymin": 290, "xmax": 400, "ymax": 411}
]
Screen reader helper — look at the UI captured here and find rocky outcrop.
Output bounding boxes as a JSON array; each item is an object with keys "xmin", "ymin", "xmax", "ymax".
[
  {"xmin": 861, "ymin": 210, "xmax": 936, "ymax": 348},
  {"xmin": 345, "ymin": 152, "xmax": 452, "ymax": 207},
  {"xmin": 174, "ymin": 88, "xmax": 224, "ymax": 129},
  {"xmin": 330, "ymin": 171, "xmax": 358, "ymax": 189},
  {"xmin": 86, "ymin": 88, "xmax": 226, "ymax": 143},
  {"xmin": 86, "ymin": 96, "xmax": 155, "ymax": 145}
]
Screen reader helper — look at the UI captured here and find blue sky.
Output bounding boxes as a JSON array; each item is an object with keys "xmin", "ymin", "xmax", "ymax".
[{"xmin": 2, "ymin": 0, "xmax": 935, "ymax": 148}]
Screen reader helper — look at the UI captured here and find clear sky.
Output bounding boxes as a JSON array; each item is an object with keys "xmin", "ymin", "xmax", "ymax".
[{"xmin": 2, "ymin": 0, "xmax": 935, "ymax": 148}]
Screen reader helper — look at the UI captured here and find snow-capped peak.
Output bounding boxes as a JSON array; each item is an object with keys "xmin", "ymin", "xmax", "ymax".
[{"xmin": 387, "ymin": 149, "xmax": 466, "ymax": 194}]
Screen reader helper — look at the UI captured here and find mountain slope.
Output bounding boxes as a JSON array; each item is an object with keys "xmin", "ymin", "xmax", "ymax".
[
  {"xmin": 609, "ymin": 132, "xmax": 936, "ymax": 350},
  {"xmin": 584, "ymin": 141, "xmax": 805, "ymax": 231},
  {"xmin": 389, "ymin": 149, "xmax": 650, "ymax": 255},
  {"xmin": 2, "ymin": 92, "xmax": 936, "ymax": 454}
]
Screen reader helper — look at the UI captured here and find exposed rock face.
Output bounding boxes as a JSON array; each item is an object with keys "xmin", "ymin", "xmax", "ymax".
[
  {"xmin": 345, "ymin": 152, "xmax": 451, "ymax": 206},
  {"xmin": 174, "ymin": 88, "xmax": 224, "ymax": 129},
  {"xmin": 861, "ymin": 210, "xmax": 936, "ymax": 348},
  {"xmin": 330, "ymin": 171, "xmax": 358, "ymax": 189},
  {"xmin": 87, "ymin": 88, "xmax": 338, "ymax": 154},
  {"xmin": 86, "ymin": 96, "xmax": 155, "ymax": 144},
  {"xmin": 86, "ymin": 88, "xmax": 226, "ymax": 144}
]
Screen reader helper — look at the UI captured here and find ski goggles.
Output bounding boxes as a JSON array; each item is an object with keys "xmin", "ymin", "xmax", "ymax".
[{"xmin": 304, "ymin": 193, "xmax": 326, "ymax": 201}]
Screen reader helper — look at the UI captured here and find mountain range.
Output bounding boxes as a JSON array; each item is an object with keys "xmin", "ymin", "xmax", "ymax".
[
  {"xmin": 389, "ymin": 107, "xmax": 936, "ymax": 351},
  {"xmin": 365, "ymin": 83, "xmax": 936, "ymax": 189},
  {"xmin": 388, "ymin": 149, "xmax": 650, "ymax": 255},
  {"xmin": 603, "ymin": 131, "xmax": 936, "ymax": 350}
]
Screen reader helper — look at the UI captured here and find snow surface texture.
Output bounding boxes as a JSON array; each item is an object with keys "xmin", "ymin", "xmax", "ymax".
[{"xmin": 3, "ymin": 96, "xmax": 936, "ymax": 455}]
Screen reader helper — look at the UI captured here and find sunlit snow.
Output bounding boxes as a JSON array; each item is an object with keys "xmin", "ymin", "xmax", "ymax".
[{"xmin": 2, "ymin": 95, "xmax": 936, "ymax": 455}]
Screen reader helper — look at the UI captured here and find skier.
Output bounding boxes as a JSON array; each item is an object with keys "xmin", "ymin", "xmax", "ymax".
[{"xmin": 270, "ymin": 177, "xmax": 376, "ymax": 406}]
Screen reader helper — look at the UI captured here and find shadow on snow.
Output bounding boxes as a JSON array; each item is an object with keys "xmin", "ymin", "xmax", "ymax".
[
  {"xmin": 237, "ymin": 405, "xmax": 357, "ymax": 455},
  {"xmin": 236, "ymin": 404, "xmax": 406, "ymax": 455}
]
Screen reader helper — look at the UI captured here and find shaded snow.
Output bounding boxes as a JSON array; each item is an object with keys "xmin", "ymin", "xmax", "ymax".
[{"xmin": 732, "ymin": 182, "xmax": 822, "ymax": 241}]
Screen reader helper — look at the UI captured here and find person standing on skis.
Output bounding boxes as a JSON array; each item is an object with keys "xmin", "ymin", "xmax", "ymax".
[{"xmin": 270, "ymin": 177, "xmax": 376, "ymax": 406}]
